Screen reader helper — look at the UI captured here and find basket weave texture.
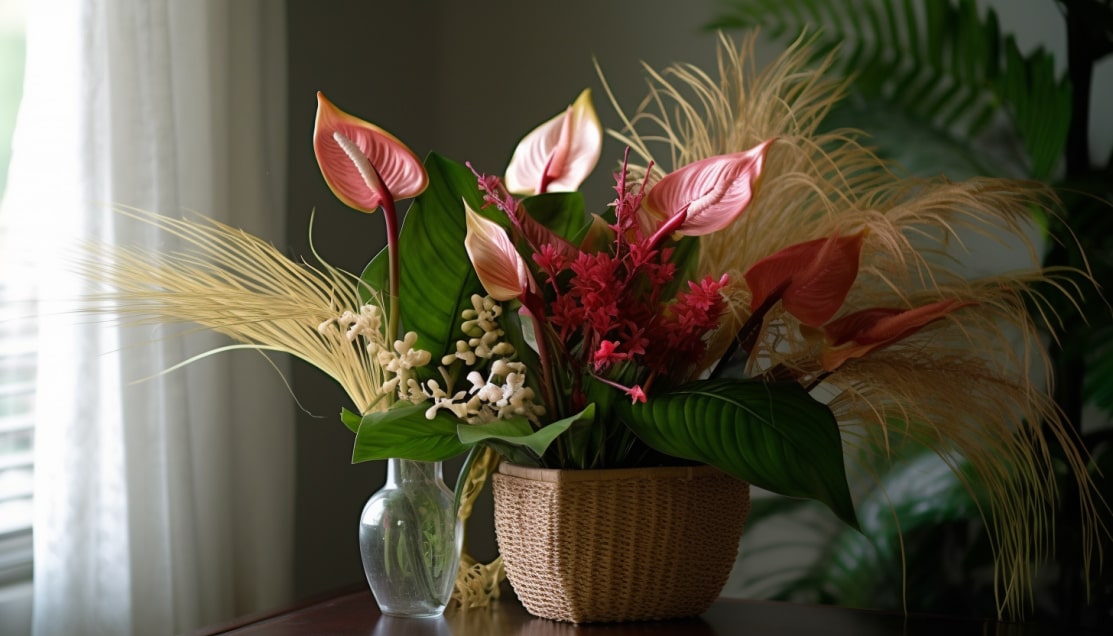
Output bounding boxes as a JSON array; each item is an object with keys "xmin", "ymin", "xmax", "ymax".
[{"xmin": 492, "ymin": 463, "xmax": 750, "ymax": 623}]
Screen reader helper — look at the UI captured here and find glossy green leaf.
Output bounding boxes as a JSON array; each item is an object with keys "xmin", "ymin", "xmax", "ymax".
[
  {"xmin": 359, "ymin": 244, "xmax": 389, "ymax": 307},
  {"xmin": 706, "ymin": 0, "xmax": 1071, "ymax": 182},
  {"xmin": 622, "ymin": 378, "xmax": 859, "ymax": 529},
  {"xmin": 393, "ymin": 153, "xmax": 489, "ymax": 365},
  {"xmin": 352, "ymin": 402, "xmax": 468, "ymax": 463},
  {"xmin": 457, "ymin": 404, "xmax": 593, "ymax": 457},
  {"xmin": 520, "ymin": 192, "xmax": 587, "ymax": 241},
  {"xmin": 340, "ymin": 407, "xmax": 362, "ymax": 434}
]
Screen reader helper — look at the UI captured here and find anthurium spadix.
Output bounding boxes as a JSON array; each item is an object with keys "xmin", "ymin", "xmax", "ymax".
[
  {"xmin": 464, "ymin": 203, "xmax": 532, "ymax": 301},
  {"xmin": 642, "ymin": 139, "xmax": 774, "ymax": 241},
  {"xmin": 504, "ymin": 89, "xmax": 602, "ymax": 195},
  {"xmin": 313, "ymin": 92, "xmax": 428, "ymax": 213},
  {"xmin": 744, "ymin": 231, "xmax": 866, "ymax": 328}
]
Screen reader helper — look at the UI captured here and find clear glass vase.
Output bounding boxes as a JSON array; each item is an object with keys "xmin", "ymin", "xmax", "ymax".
[{"xmin": 359, "ymin": 458, "xmax": 462, "ymax": 618}]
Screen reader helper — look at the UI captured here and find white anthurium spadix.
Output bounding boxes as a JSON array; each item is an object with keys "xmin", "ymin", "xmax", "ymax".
[
  {"xmin": 642, "ymin": 139, "xmax": 775, "ymax": 241},
  {"xmin": 313, "ymin": 91, "xmax": 428, "ymax": 213},
  {"xmin": 504, "ymin": 88, "xmax": 602, "ymax": 195},
  {"xmin": 464, "ymin": 202, "xmax": 532, "ymax": 301}
]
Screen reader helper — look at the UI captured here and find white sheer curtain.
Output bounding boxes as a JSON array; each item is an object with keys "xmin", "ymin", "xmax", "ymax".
[{"xmin": 2, "ymin": 1, "xmax": 294, "ymax": 634}]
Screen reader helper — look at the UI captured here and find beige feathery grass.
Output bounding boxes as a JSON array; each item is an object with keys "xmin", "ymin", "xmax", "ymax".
[
  {"xmin": 77, "ymin": 205, "xmax": 389, "ymax": 416},
  {"xmin": 79, "ymin": 207, "xmax": 511, "ymax": 608},
  {"xmin": 606, "ymin": 32, "xmax": 1106, "ymax": 618}
]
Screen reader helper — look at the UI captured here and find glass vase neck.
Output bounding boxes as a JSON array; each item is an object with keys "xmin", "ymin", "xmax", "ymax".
[{"xmin": 385, "ymin": 458, "xmax": 442, "ymax": 484}]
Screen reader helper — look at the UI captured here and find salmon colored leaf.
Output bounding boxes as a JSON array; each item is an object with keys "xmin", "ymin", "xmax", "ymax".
[
  {"xmin": 505, "ymin": 89, "xmax": 602, "ymax": 195},
  {"xmin": 744, "ymin": 231, "xmax": 866, "ymax": 327},
  {"xmin": 821, "ymin": 299, "xmax": 976, "ymax": 371},
  {"xmin": 464, "ymin": 203, "xmax": 531, "ymax": 301},
  {"xmin": 642, "ymin": 139, "xmax": 773, "ymax": 238},
  {"xmin": 313, "ymin": 92, "xmax": 428, "ymax": 213}
]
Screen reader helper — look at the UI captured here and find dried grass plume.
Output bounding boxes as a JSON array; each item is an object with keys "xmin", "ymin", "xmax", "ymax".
[{"xmin": 606, "ymin": 32, "xmax": 1106, "ymax": 618}]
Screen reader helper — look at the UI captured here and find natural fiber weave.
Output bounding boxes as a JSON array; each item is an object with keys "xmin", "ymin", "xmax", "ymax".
[{"xmin": 492, "ymin": 463, "xmax": 750, "ymax": 623}]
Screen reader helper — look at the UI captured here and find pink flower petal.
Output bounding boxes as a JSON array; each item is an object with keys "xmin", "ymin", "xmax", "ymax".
[
  {"xmin": 464, "ymin": 203, "xmax": 530, "ymax": 301},
  {"xmin": 313, "ymin": 92, "xmax": 428, "ymax": 213},
  {"xmin": 643, "ymin": 139, "xmax": 774, "ymax": 237},
  {"xmin": 505, "ymin": 89, "xmax": 602, "ymax": 195}
]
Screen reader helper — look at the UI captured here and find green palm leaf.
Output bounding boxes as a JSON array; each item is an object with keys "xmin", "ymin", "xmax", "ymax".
[{"xmin": 709, "ymin": 0, "xmax": 1072, "ymax": 179}]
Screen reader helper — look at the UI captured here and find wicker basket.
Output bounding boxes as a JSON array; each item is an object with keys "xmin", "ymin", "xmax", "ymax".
[{"xmin": 491, "ymin": 463, "xmax": 750, "ymax": 623}]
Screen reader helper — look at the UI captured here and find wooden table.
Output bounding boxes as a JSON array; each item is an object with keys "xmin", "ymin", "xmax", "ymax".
[{"xmin": 191, "ymin": 587, "xmax": 1104, "ymax": 635}]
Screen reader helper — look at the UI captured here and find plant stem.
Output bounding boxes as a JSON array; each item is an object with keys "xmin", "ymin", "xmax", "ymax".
[
  {"xmin": 382, "ymin": 195, "xmax": 401, "ymax": 342},
  {"xmin": 710, "ymin": 281, "xmax": 788, "ymax": 379}
]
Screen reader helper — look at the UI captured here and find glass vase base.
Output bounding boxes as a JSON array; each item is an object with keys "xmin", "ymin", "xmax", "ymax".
[{"xmin": 359, "ymin": 458, "xmax": 461, "ymax": 619}]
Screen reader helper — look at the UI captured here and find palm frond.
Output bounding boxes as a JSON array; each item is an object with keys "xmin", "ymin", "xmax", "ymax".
[{"xmin": 709, "ymin": 0, "xmax": 1073, "ymax": 179}]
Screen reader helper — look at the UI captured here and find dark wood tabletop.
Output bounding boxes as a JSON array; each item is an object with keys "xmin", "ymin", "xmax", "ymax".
[{"xmin": 190, "ymin": 587, "xmax": 1106, "ymax": 636}]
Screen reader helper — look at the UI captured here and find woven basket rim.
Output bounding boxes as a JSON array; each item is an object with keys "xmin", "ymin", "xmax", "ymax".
[{"xmin": 497, "ymin": 462, "xmax": 731, "ymax": 484}]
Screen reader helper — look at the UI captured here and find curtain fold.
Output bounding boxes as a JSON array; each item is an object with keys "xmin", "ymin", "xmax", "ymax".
[{"xmin": 2, "ymin": 1, "xmax": 293, "ymax": 634}]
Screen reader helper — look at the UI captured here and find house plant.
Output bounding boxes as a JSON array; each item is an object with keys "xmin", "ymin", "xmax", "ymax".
[
  {"xmin": 709, "ymin": 0, "xmax": 1113, "ymax": 624},
  {"xmin": 77, "ymin": 33, "xmax": 1104, "ymax": 623}
]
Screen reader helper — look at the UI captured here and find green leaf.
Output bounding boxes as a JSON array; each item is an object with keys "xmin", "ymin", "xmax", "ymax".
[
  {"xmin": 520, "ymin": 192, "xmax": 587, "ymax": 241},
  {"xmin": 457, "ymin": 404, "xmax": 593, "ymax": 457},
  {"xmin": 358, "ymin": 244, "xmax": 389, "ymax": 307},
  {"xmin": 352, "ymin": 402, "xmax": 468, "ymax": 463},
  {"xmin": 393, "ymin": 153, "xmax": 489, "ymax": 366},
  {"xmin": 708, "ymin": 0, "xmax": 1072, "ymax": 182},
  {"xmin": 622, "ymin": 378, "xmax": 859, "ymax": 529},
  {"xmin": 340, "ymin": 407, "xmax": 361, "ymax": 434}
]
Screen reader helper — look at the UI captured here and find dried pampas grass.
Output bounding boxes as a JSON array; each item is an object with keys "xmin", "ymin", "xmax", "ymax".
[
  {"xmin": 606, "ymin": 32, "xmax": 1105, "ymax": 617},
  {"xmin": 77, "ymin": 206, "xmax": 389, "ymax": 416}
]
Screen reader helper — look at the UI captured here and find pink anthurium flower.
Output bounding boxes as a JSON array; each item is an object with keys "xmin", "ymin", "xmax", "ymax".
[
  {"xmin": 464, "ymin": 203, "xmax": 532, "ymax": 301},
  {"xmin": 820, "ymin": 299, "xmax": 976, "ymax": 371},
  {"xmin": 505, "ymin": 89, "xmax": 602, "ymax": 195},
  {"xmin": 313, "ymin": 92, "xmax": 428, "ymax": 213},
  {"xmin": 744, "ymin": 231, "xmax": 866, "ymax": 328},
  {"xmin": 642, "ymin": 139, "xmax": 774, "ymax": 242}
]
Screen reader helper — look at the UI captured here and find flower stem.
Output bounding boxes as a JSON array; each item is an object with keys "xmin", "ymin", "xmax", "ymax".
[
  {"xmin": 710, "ymin": 280, "xmax": 788, "ymax": 379},
  {"xmin": 382, "ymin": 195, "xmax": 401, "ymax": 343}
]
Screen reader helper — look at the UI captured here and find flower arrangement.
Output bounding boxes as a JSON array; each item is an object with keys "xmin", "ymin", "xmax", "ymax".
[{"xmin": 81, "ymin": 35, "xmax": 1104, "ymax": 618}]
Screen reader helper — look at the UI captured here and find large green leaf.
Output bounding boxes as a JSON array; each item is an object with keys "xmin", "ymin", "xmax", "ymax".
[
  {"xmin": 622, "ymin": 378, "xmax": 859, "ymax": 529},
  {"xmin": 374, "ymin": 153, "xmax": 489, "ymax": 365},
  {"xmin": 731, "ymin": 448, "xmax": 992, "ymax": 614},
  {"xmin": 519, "ymin": 192, "xmax": 587, "ymax": 241},
  {"xmin": 813, "ymin": 451, "xmax": 983, "ymax": 607},
  {"xmin": 352, "ymin": 402, "xmax": 468, "ymax": 463},
  {"xmin": 457, "ymin": 405, "xmax": 593, "ymax": 457},
  {"xmin": 358, "ymin": 244, "xmax": 389, "ymax": 307}
]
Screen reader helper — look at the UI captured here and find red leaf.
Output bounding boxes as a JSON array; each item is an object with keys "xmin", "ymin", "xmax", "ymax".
[
  {"xmin": 821, "ymin": 299, "xmax": 975, "ymax": 370},
  {"xmin": 744, "ymin": 231, "xmax": 866, "ymax": 327}
]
